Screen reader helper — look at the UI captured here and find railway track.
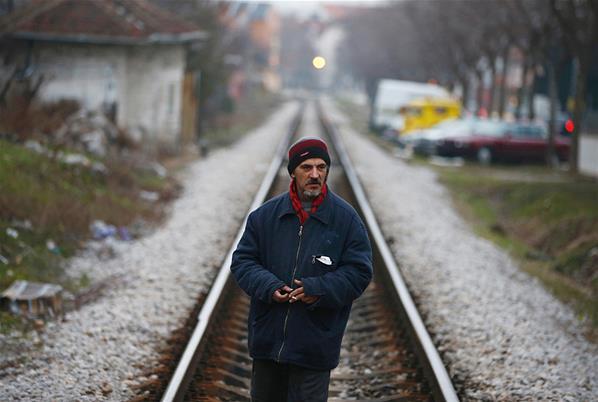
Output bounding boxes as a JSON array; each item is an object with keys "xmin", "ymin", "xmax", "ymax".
[{"xmin": 153, "ymin": 100, "xmax": 458, "ymax": 402}]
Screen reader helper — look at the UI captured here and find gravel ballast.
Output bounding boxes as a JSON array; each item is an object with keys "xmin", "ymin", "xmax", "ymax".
[
  {"xmin": 0, "ymin": 102, "xmax": 299, "ymax": 401},
  {"xmin": 323, "ymin": 98, "xmax": 597, "ymax": 401},
  {"xmin": 2, "ymin": 98, "xmax": 596, "ymax": 401}
]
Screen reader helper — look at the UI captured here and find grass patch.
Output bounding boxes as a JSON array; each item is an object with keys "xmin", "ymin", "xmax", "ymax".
[
  {"xmin": 437, "ymin": 165, "xmax": 598, "ymax": 331},
  {"xmin": 0, "ymin": 91, "xmax": 279, "ymax": 334},
  {"xmin": 0, "ymin": 139, "xmax": 175, "ymax": 297}
]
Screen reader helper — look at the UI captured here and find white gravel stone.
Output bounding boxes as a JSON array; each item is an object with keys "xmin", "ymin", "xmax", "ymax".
[
  {"xmin": 322, "ymin": 98, "xmax": 597, "ymax": 401},
  {"xmin": 0, "ymin": 102, "xmax": 299, "ymax": 401}
]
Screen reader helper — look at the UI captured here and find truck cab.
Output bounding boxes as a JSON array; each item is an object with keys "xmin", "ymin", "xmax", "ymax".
[{"xmin": 400, "ymin": 97, "xmax": 461, "ymax": 135}]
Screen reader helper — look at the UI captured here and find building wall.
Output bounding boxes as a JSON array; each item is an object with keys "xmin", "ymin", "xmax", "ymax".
[
  {"xmin": 248, "ymin": 7, "xmax": 281, "ymax": 93},
  {"xmin": 579, "ymin": 134, "xmax": 598, "ymax": 178},
  {"xmin": 23, "ymin": 42, "xmax": 185, "ymax": 151},
  {"xmin": 123, "ymin": 45, "xmax": 185, "ymax": 151},
  {"xmin": 35, "ymin": 43, "xmax": 123, "ymax": 113}
]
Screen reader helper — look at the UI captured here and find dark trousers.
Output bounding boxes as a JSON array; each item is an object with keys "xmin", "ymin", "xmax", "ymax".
[{"xmin": 251, "ymin": 359, "xmax": 331, "ymax": 402}]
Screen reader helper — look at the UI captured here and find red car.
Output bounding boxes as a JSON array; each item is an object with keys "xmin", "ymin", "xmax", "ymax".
[{"xmin": 435, "ymin": 120, "xmax": 570, "ymax": 164}]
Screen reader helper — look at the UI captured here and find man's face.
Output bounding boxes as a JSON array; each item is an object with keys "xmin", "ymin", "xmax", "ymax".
[{"xmin": 292, "ymin": 157, "xmax": 328, "ymax": 201}]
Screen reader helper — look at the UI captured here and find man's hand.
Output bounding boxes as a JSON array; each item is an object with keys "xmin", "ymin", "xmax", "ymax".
[
  {"xmin": 289, "ymin": 279, "xmax": 319, "ymax": 304},
  {"xmin": 272, "ymin": 285, "xmax": 293, "ymax": 303}
]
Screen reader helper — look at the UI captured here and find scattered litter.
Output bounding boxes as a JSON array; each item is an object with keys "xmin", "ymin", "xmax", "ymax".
[
  {"xmin": 62, "ymin": 153, "xmax": 91, "ymax": 166},
  {"xmin": 80, "ymin": 129, "xmax": 107, "ymax": 156},
  {"xmin": 90, "ymin": 220, "xmax": 131, "ymax": 241},
  {"xmin": 62, "ymin": 153, "xmax": 106, "ymax": 173},
  {"xmin": 46, "ymin": 239, "xmax": 61, "ymax": 255},
  {"xmin": 118, "ymin": 227, "xmax": 132, "ymax": 241},
  {"xmin": 55, "ymin": 109, "xmax": 118, "ymax": 156},
  {"xmin": 91, "ymin": 220, "xmax": 117, "ymax": 240},
  {"xmin": 140, "ymin": 190, "xmax": 159, "ymax": 202},
  {"xmin": 13, "ymin": 219, "xmax": 33, "ymax": 230},
  {"xmin": 6, "ymin": 227, "xmax": 18, "ymax": 238},
  {"xmin": 91, "ymin": 161, "xmax": 107, "ymax": 174},
  {"xmin": 1, "ymin": 280, "xmax": 63, "ymax": 318},
  {"xmin": 24, "ymin": 140, "xmax": 46, "ymax": 154},
  {"xmin": 0, "ymin": 254, "xmax": 8, "ymax": 264},
  {"xmin": 151, "ymin": 162, "xmax": 167, "ymax": 178},
  {"xmin": 429, "ymin": 156, "xmax": 465, "ymax": 167},
  {"xmin": 23, "ymin": 139, "xmax": 109, "ymax": 174}
]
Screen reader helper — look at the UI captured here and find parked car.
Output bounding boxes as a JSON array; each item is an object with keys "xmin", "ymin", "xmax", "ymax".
[
  {"xmin": 401, "ymin": 118, "xmax": 477, "ymax": 156},
  {"xmin": 435, "ymin": 120, "xmax": 570, "ymax": 164}
]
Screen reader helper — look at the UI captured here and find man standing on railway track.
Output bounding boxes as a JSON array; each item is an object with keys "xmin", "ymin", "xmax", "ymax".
[{"xmin": 231, "ymin": 136, "xmax": 373, "ymax": 402}]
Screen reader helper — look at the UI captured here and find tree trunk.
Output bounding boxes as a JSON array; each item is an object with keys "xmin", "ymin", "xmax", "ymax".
[
  {"xmin": 488, "ymin": 59, "xmax": 497, "ymax": 117},
  {"xmin": 527, "ymin": 65, "xmax": 537, "ymax": 120},
  {"xmin": 497, "ymin": 48, "xmax": 510, "ymax": 118},
  {"xmin": 460, "ymin": 74, "xmax": 470, "ymax": 113},
  {"xmin": 546, "ymin": 61, "xmax": 558, "ymax": 166},
  {"xmin": 570, "ymin": 53, "xmax": 589, "ymax": 174},
  {"xmin": 476, "ymin": 69, "xmax": 484, "ymax": 116},
  {"xmin": 515, "ymin": 57, "xmax": 529, "ymax": 119},
  {"xmin": 0, "ymin": 69, "xmax": 16, "ymax": 107}
]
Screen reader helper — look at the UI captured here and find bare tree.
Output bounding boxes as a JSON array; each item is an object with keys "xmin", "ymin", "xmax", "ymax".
[
  {"xmin": 279, "ymin": 17, "xmax": 318, "ymax": 89},
  {"xmin": 510, "ymin": 0, "xmax": 565, "ymax": 164},
  {"xmin": 340, "ymin": 3, "xmax": 439, "ymax": 103},
  {"xmin": 338, "ymin": 0, "xmax": 595, "ymax": 164}
]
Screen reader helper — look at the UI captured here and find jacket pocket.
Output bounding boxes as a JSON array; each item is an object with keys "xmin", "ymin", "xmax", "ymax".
[
  {"xmin": 250, "ymin": 303, "xmax": 277, "ymax": 355},
  {"xmin": 252, "ymin": 300, "xmax": 272, "ymax": 325},
  {"xmin": 307, "ymin": 307, "xmax": 332, "ymax": 331},
  {"xmin": 310, "ymin": 254, "xmax": 338, "ymax": 273},
  {"xmin": 291, "ymin": 308, "xmax": 345, "ymax": 367}
]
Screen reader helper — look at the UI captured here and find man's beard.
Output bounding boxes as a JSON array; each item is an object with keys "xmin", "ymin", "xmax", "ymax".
[
  {"xmin": 300, "ymin": 175, "xmax": 326, "ymax": 201},
  {"xmin": 302, "ymin": 188, "xmax": 321, "ymax": 199}
]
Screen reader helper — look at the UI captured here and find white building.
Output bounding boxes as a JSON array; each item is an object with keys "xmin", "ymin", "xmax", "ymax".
[{"xmin": 1, "ymin": 0, "xmax": 206, "ymax": 152}]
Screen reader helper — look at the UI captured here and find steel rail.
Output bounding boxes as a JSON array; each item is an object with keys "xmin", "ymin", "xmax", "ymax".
[
  {"xmin": 160, "ymin": 103, "xmax": 302, "ymax": 402},
  {"xmin": 319, "ymin": 102, "xmax": 460, "ymax": 402}
]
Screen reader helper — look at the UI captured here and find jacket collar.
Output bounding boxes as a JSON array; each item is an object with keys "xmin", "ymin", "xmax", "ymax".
[{"xmin": 279, "ymin": 190, "xmax": 331, "ymax": 225}]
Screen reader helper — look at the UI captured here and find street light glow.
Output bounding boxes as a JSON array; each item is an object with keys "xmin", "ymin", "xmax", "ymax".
[{"xmin": 312, "ymin": 56, "xmax": 326, "ymax": 70}]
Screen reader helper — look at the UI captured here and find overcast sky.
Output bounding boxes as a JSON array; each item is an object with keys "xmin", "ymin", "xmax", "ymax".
[{"xmin": 255, "ymin": 0, "xmax": 389, "ymax": 17}]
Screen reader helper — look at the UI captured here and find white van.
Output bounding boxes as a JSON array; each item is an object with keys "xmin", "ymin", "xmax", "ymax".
[{"xmin": 370, "ymin": 79, "xmax": 451, "ymax": 133}]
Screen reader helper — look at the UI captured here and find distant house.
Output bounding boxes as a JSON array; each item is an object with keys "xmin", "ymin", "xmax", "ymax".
[
  {"xmin": 0, "ymin": 0, "xmax": 206, "ymax": 152},
  {"xmin": 218, "ymin": 2, "xmax": 281, "ymax": 93}
]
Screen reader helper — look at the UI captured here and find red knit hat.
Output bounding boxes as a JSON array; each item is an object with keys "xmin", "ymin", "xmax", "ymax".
[{"xmin": 287, "ymin": 137, "xmax": 331, "ymax": 175}]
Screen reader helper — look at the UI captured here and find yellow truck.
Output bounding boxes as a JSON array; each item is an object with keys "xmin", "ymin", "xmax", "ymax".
[{"xmin": 400, "ymin": 97, "xmax": 461, "ymax": 135}]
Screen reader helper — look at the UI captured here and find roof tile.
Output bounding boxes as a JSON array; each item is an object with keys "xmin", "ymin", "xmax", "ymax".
[{"xmin": 2, "ymin": 0, "xmax": 202, "ymax": 43}]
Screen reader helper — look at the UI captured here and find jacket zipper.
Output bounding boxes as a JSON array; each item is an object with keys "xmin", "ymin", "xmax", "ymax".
[{"xmin": 277, "ymin": 224, "xmax": 303, "ymax": 362}]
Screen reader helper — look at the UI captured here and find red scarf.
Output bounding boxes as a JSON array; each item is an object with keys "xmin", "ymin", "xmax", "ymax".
[{"xmin": 289, "ymin": 178, "xmax": 327, "ymax": 225}]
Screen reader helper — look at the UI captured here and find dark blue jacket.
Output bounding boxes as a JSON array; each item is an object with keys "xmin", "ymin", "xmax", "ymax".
[{"xmin": 231, "ymin": 190, "xmax": 373, "ymax": 370}]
